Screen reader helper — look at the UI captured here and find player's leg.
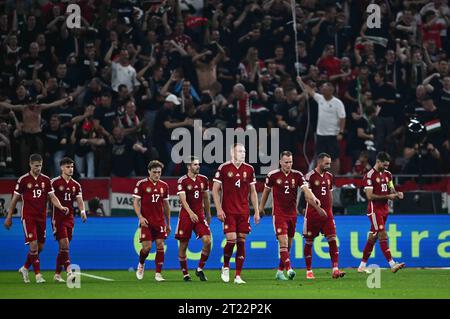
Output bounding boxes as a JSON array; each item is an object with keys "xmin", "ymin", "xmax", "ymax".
[
  {"xmin": 178, "ymin": 240, "xmax": 191, "ymax": 281},
  {"xmin": 221, "ymin": 214, "xmax": 237, "ymax": 282},
  {"xmin": 154, "ymin": 238, "xmax": 166, "ymax": 281},
  {"xmin": 54, "ymin": 237, "xmax": 70, "ymax": 282},
  {"xmin": 234, "ymin": 232, "xmax": 247, "ymax": 284},
  {"xmin": 303, "ymin": 217, "xmax": 318, "ymax": 279},
  {"xmin": 359, "ymin": 212, "xmax": 380, "ymax": 273},
  {"xmin": 323, "ymin": 218, "xmax": 345, "ymax": 278},
  {"xmin": 196, "ymin": 234, "xmax": 211, "ymax": 281},
  {"xmin": 378, "ymin": 229, "xmax": 405, "ymax": 273},
  {"xmin": 276, "ymin": 234, "xmax": 292, "ymax": 280},
  {"xmin": 136, "ymin": 239, "xmax": 152, "ymax": 280}
]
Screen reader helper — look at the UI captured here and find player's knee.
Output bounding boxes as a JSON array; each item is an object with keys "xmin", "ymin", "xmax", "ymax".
[
  {"xmin": 203, "ymin": 236, "xmax": 212, "ymax": 246},
  {"xmin": 378, "ymin": 231, "xmax": 387, "ymax": 240}
]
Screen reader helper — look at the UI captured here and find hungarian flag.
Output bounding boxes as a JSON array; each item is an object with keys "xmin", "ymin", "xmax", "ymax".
[{"xmin": 425, "ymin": 119, "xmax": 441, "ymax": 133}]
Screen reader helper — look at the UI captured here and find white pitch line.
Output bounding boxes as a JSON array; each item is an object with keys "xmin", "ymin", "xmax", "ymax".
[{"xmin": 78, "ymin": 272, "xmax": 115, "ymax": 281}]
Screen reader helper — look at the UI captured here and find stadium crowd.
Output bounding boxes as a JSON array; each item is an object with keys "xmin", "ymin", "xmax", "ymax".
[{"xmin": 0, "ymin": 0, "xmax": 449, "ymax": 178}]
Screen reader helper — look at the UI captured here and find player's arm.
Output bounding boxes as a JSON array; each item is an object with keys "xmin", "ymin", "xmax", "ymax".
[
  {"xmin": 76, "ymin": 195, "xmax": 87, "ymax": 223},
  {"xmin": 203, "ymin": 191, "xmax": 211, "ymax": 225},
  {"xmin": 163, "ymin": 198, "xmax": 171, "ymax": 235},
  {"xmin": 364, "ymin": 187, "xmax": 398, "ymax": 201},
  {"xmin": 259, "ymin": 186, "xmax": 271, "ymax": 216},
  {"xmin": 388, "ymin": 180, "xmax": 404, "ymax": 199},
  {"xmin": 48, "ymin": 192, "xmax": 69, "ymax": 214},
  {"xmin": 212, "ymin": 181, "xmax": 225, "ymax": 221},
  {"xmin": 302, "ymin": 186, "xmax": 327, "ymax": 217},
  {"xmin": 133, "ymin": 196, "xmax": 148, "ymax": 227},
  {"xmin": 178, "ymin": 192, "xmax": 199, "ymax": 223},
  {"xmin": 250, "ymin": 183, "xmax": 260, "ymax": 224},
  {"xmin": 4, "ymin": 193, "xmax": 20, "ymax": 229}
]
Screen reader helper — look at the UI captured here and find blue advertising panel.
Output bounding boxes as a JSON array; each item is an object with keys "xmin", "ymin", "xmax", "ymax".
[{"xmin": 1, "ymin": 216, "xmax": 450, "ymax": 270}]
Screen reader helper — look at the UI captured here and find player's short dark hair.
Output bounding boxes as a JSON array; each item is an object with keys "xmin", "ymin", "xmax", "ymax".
[
  {"xmin": 280, "ymin": 151, "xmax": 293, "ymax": 159},
  {"xmin": 376, "ymin": 152, "xmax": 391, "ymax": 162},
  {"xmin": 29, "ymin": 154, "xmax": 42, "ymax": 163},
  {"xmin": 147, "ymin": 160, "xmax": 164, "ymax": 171},
  {"xmin": 60, "ymin": 157, "xmax": 75, "ymax": 166},
  {"xmin": 317, "ymin": 153, "xmax": 331, "ymax": 160},
  {"xmin": 185, "ymin": 156, "xmax": 199, "ymax": 167},
  {"xmin": 231, "ymin": 143, "xmax": 245, "ymax": 150}
]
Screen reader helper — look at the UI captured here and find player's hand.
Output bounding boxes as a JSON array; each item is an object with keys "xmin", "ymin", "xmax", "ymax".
[
  {"xmin": 254, "ymin": 213, "xmax": 261, "ymax": 225},
  {"xmin": 217, "ymin": 208, "xmax": 226, "ymax": 222},
  {"xmin": 139, "ymin": 216, "xmax": 149, "ymax": 227},
  {"xmin": 258, "ymin": 208, "xmax": 265, "ymax": 217},
  {"xmin": 317, "ymin": 207, "xmax": 327, "ymax": 219},
  {"xmin": 387, "ymin": 193, "xmax": 398, "ymax": 200},
  {"xmin": 80, "ymin": 211, "xmax": 87, "ymax": 223},
  {"xmin": 189, "ymin": 212, "xmax": 199, "ymax": 223},
  {"xmin": 314, "ymin": 197, "xmax": 321, "ymax": 207},
  {"xmin": 396, "ymin": 192, "xmax": 404, "ymax": 200},
  {"xmin": 4, "ymin": 217, "xmax": 12, "ymax": 230},
  {"xmin": 61, "ymin": 207, "xmax": 69, "ymax": 215},
  {"xmin": 166, "ymin": 225, "xmax": 171, "ymax": 236}
]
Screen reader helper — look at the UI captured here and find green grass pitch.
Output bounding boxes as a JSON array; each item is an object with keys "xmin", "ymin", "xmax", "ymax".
[{"xmin": 1, "ymin": 268, "xmax": 450, "ymax": 299}]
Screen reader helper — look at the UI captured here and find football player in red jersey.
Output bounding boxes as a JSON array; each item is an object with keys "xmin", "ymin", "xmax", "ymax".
[
  {"xmin": 51, "ymin": 157, "xmax": 87, "ymax": 283},
  {"xmin": 133, "ymin": 160, "xmax": 171, "ymax": 281},
  {"xmin": 259, "ymin": 151, "xmax": 325, "ymax": 281},
  {"xmin": 175, "ymin": 156, "xmax": 212, "ymax": 281},
  {"xmin": 4, "ymin": 154, "xmax": 69, "ymax": 284},
  {"xmin": 212, "ymin": 143, "xmax": 260, "ymax": 284},
  {"xmin": 358, "ymin": 152, "xmax": 405, "ymax": 273},
  {"xmin": 303, "ymin": 153, "xmax": 345, "ymax": 279}
]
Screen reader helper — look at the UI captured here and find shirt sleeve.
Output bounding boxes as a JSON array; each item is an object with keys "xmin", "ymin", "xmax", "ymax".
[
  {"xmin": 204, "ymin": 177, "xmax": 209, "ymax": 192},
  {"xmin": 164, "ymin": 184, "xmax": 170, "ymax": 200},
  {"xmin": 313, "ymin": 93, "xmax": 323, "ymax": 104},
  {"xmin": 76, "ymin": 183, "xmax": 83, "ymax": 198},
  {"xmin": 14, "ymin": 179, "xmax": 23, "ymax": 196},
  {"xmin": 363, "ymin": 175, "xmax": 373, "ymax": 189},
  {"xmin": 132, "ymin": 182, "xmax": 143, "ymax": 198},
  {"xmin": 249, "ymin": 167, "xmax": 256, "ymax": 185},
  {"xmin": 299, "ymin": 173, "xmax": 308, "ymax": 189},
  {"xmin": 337, "ymin": 99, "xmax": 346, "ymax": 119},
  {"xmin": 265, "ymin": 174, "xmax": 274, "ymax": 189},
  {"xmin": 177, "ymin": 179, "xmax": 186, "ymax": 195},
  {"xmin": 47, "ymin": 179, "xmax": 55, "ymax": 194},
  {"xmin": 213, "ymin": 166, "xmax": 223, "ymax": 184}
]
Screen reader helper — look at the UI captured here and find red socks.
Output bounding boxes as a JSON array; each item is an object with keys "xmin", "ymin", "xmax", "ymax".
[
  {"xmin": 24, "ymin": 253, "xmax": 32, "ymax": 270},
  {"xmin": 235, "ymin": 240, "xmax": 245, "ymax": 277},
  {"xmin": 29, "ymin": 253, "xmax": 40, "ymax": 274},
  {"xmin": 139, "ymin": 249, "xmax": 149, "ymax": 265},
  {"xmin": 328, "ymin": 239, "xmax": 339, "ymax": 268},
  {"xmin": 362, "ymin": 240, "xmax": 376, "ymax": 263},
  {"xmin": 155, "ymin": 248, "xmax": 164, "ymax": 273},
  {"xmin": 279, "ymin": 246, "xmax": 291, "ymax": 270},
  {"xmin": 223, "ymin": 240, "xmax": 235, "ymax": 268},
  {"xmin": 179, "ymin": 256, "xmax": 188, "ymax": 276},
  {"xmin": 379, "ymin": 239, "xmax": 393, "ymax": 262},
  {"xmin": 198, "ymin": 250, "xmax": 209, "ymax": 270},
  {"xmin": 304, "ymin": 241, "xmax": 313, "ymax": 271}
]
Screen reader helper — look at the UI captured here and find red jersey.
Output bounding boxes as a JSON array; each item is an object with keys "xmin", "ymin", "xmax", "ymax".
[
  {"xmin": 14, "ymin": 173, "xmax": 54, "ymax": 221},
  {"xmin": 133, "ymin": 178, "xmax": 169, "ymax": 224},
  {"xmin": 213, "ymin": 161, "xmax": 256, "ymax": 215},
  {"xmin": 265, "ymin": 169, "xmax": 308, "ymax": 216},
  {"xmin": 177, "ymin": 174, "xmax": 209, "ymax": 218},
  {"xmin": 51, "ymin": 176, "xmax": 83, "ymax": 221},
  {"xmin": 363, "ymin": 168, "xmax": 393, "ymax": 216},
  {"xmin": 305, "ymin": 169, "xmax": 334, "ymax": 217}
]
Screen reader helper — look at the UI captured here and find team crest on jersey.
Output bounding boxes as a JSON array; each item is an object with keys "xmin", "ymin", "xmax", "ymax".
[
  {"xmin": 146, "ymin": 187, "xmax": 151, "ymax": 193},
  {"xmin": 200, "ymin": 183, "xmax": 204, "ymax": 190},
  {"xmin": 187, "ymin": 184, "xmax": 193, "ymax": 191},
  {"xmin": 243, "ymin": 172, "xmax": 247, "ymax": 179},
  {"xmin": 72, "ymin": 186, "xmax": 76, "ymax": 192},
  {"xmin": 327, "ymin": 179, "xmax": 331, "ymax": 186},
  {"xmin": 179, "ymin": 230, "xmax": 184, "ymax": 235},
  {"xmin": 307, "ymin": 231, "xmax": 312, "ymax": 236},
  {"xmin": 59, "ymin": 185, "xmax": 64, "ymax": 191},
  {"xmin": 142, "ymin": 234, "xmax": 146, "ymax": 239},
  {"xmin": 314, "ymin": 180, "xmax": 320, "ymax": 186},
  {"xmin": 291, "ymin": 179, "xmax": 295, "ymax": 187},
  {"xmin": 224, "ymin": 224, "xmax": 228, "ymax": 229},
  {"xmin": 41, "ymin": 182, "xmax": 45, "ymax": 189},
  {"xmin": 27, "ymin": 183, "xmax": 32, "ymax": 189},
  {"xmin": 160, "ymin": 188, "xmax": 164, "ymax": 194},
  {"xmin": 277, "ymin": 228, "xmax": 282, "ymax": 233},
  {"xmin": 178, "ymin": 184, "xmax": 182, "ymax": 191},
  {"xmin": 276, "ymin": 179, "xmax": 282, "ymax": 185},
  {"xmin": 227, "ymin": 171, "xmax": 233, "ymax": 178},
  {"xmin": 28, "ymin": 233, "xmax": 33, "ymax": 238},
  {"xmin": 376, "ymin": 178, "xmax": 380, "ymax": 183}
]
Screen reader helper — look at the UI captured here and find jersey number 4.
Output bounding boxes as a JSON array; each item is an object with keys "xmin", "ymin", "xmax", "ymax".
[{"xmin": 235, "ymin": 179, "xmax": 241, "ymax": 188}]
